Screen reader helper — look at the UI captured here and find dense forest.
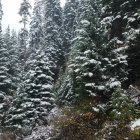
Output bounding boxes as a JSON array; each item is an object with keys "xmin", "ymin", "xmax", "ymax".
[{"xmin": 0, "ymin": 0, "xmax": 140, "ymax": 139}]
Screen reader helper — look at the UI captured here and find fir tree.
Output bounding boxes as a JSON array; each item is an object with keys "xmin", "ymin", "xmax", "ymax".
[
  {"xmin": 100, "ymin": 0, "xmax": 129, "ymax": 93},
  {"xmin": 127, "ymin": 33, "xmax": 140, "ymax": 84},
  {"xmin": 63, "ymin": 0, "xmax": 79, "ymax": 54},
  {"xmin": 58, "ymin": 0, "xmax": 105, "ymax": 103},
  {"xmin": 19, "ymin": 0, "xmax": 31, "ymax": 29},
  {"xmin": 102, "ymin": 38, "xmax": 128, "ymax": 95},
  {"xmin": 26, "ymin": 0, "xmax": 44, "ymax": 71},
  {"xmin": 0, "ymin": 1, "xmax": 14, "ymax": 126},
  {"xmin": 18, "ymin": 0, "xmax": 31, "ymax": 66},
  {"xmin": 5, "ymin": 50, "xmax": 55, "ymax": 129},
  {"xmin": 29, "ymin": 0, "xmax": 43, "ymax": 51},
  {"xmin": 3, "ymin": 26, "xmax": 20, "ymax": 90},
  {"xmin": 44, "ymin": 0, "xmax": 64, "ymax": 80}
]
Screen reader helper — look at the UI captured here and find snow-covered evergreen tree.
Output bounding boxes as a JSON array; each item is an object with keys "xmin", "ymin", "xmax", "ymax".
[
  {"xmin": 100, "ymin": 0, "xmax": 129, "ymax": 94},
  {"xmin": 18, "ymin": 0, "xmax": 31, "ymax": 67},
  {"xmin": 26, "ymin": 0, "xmax": 44, "ymax": 71},
  {"xmin": 5, "ymin": 0, "xmax": 58, "ymax": 129},
  {"xmin": 44, "ymin": 0, "xmax": 64, "ymax": 80},
  {"xmin": 57, "ymin": 0, "xmax": 105, "ymax": 103},
  {"xmin": 58, "ymin": 0, "xmax": 129, "ymax": 103},
  {"xmin": 5, "ymin": 50, "xmax": 55, "ymax": 129},
  {"xmin": 10, "ymin": 30, "xmax": 21, "ymax": 89},
  {"xmin": 3, "ymin": 26, "xmax": 20, "ymax": 90},
  {"xmin": 121, "ymin": 0, "xmax": 140, "ymax": 84},
  {"xmin": 19, "ymin": 0, "xmax": 31, "ymax": 29},
  {"xmin": 29, "ymin": 0, "xmax": 43, "ymax": 51},
  {"xmin": 0, "ymin": 1, "xmax": 14, "ymax": 126},
  {"xmin": 102, "ymin": 38, "xmax": 128, "ymax": 95},
  {"xmin": 63, "ymin": 0, "xmax": 79, "ymax": 54}
]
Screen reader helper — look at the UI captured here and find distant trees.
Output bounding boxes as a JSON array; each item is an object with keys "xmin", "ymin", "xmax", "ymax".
[
  {"xmin": 29, "ymin": 0, "xmax": 43, "ymax": 51},
  {"xmin": 18, "ymin": 0, "xmax": 31, "ymax": 68}
]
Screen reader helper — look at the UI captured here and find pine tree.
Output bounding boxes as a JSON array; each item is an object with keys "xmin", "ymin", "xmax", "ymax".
[
  {"xmin": 19, "ymin": 0, "xmax": 31, "ymax": 29},
  {"xmin": 29, "ymin": 0, "xmax": 43, "ymax": 51},
  {"xmin": 18, "ymin": 0, "xmax": 31, "ymax": 67},
  {"xmin": 5, "ymin": 0, "xmax": 57, "ymax": 130},
  {"xmin": 102, "ymin": 38, "xmax": 128, "ymax": 95},
  {"xmin": 3, "ymin": 26, "xmax": 19, "ymax": 90},
  {"xmin": 26, "ymin": 0, "xmax": 44, "ymax": 71},
  {"xmin": 100, "ymin": 0, "xmax": 129, "ymax": 94},
  {"xmin": 5, "ymin": 51, "xmax": 55, "ymax": 129},
  {"xmin": 109, "ymin": 88, "xmax": 136, "ymax": 122},
  {"xmin": 121, "ymin": 0, "xmax": 140, "ymax": 85},
  {"xmin": 127, "ymin": 33, "xmax": 140, "ymax": 84},
  {"xmin": 44, "ymin": 0, "xmax": 64, "ymax": 80},
  {"xmin": 0, "ymin": 1, "xmax": 14, "ymax": 126},
  {"xmin": 57, "ymin": 0, "xmax": 105, "ymax": 103},
  {"xmin": 63, "ymin": 0, "xmax": 79, "ymax": 54},
  {"xmin": 10, "ymin": 30, "xmax": 21, "ymax": 89},
  {"xmin": 58, "ymin": 0, "xmax": 129, "ymax": 104}
]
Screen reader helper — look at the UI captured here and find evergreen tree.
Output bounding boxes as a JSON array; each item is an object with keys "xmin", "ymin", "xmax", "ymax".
[
  {"xmin": 0, "ymin": 1, "xmax": 14, "ymax": 126},
  {"xmin": 10, "ymin": 30, "xmax": 21, "ymax": 88},
  {"xmin": 44, "ymin": 0, "xmax": 64, "ymax": 80},
  {"xmin": 29, "ymin": 0, "xmax": 43, "ymax": 51},
  {"xmin": 63, "ymin": 0, "xmax": 79, "ymax": 54},
  {"xmin": 18, "ymin": 0, "xmax": 31, "ymax": 67},
  {"xmin": 3, "ymin": 26, "xmax": 19, "ymax": 90},
  {"xmin": 5, "ymin": 51, "xmax": 55, "ymax": 129},
  {"xmin": 99, "ymin": 0, "xmax": 129, "ymax": 93},
  {"xmin": 127, "ymin": 33, "xmax": 140, "ymax": 84},
  {"xmin": 5, "ymin": 0, "xmax": 57, "ymax": 130},
  {"xmin": 19, "ymin": 0, "xmax": 31, "ymax": 29},
  {"xmin": 58, "ymin": 0, "xmax": 129, "ymax": 104},
  {"xmin": 109, "ymin": 88, "xmax": 136, "ymax": 122},
  {"xmin": 102, "ymin": 38, "xmax": 128, "ymax": 95},
  {"xmin": 57, "ymin": 0, "xmax": 105, "ymax": 103},
  {"xmin": 26, "ymin": 0, "xmax": 44, "ymax": 71},
  {"xmin": 122, "ymin": 0, "xmax": 140, "ymax": 85},
  {"xmin": 17, "ymin": 0, "xmax": 32, "ymax": 86},
  {"xmin": 3, "ymin": 26, "xmax": 11, "ymax": 49}
]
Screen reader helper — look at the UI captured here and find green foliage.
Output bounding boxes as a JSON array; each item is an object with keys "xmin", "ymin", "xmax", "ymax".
[
  {"xmin": 132, "ymin": 127, "xmax": 140, "ymax": 139},
  {"xmin": 109, "ymin": 88, "xmax": 137, "ymax": 122},
  {"xmin": 127, "ymin": 33, "xmax": 140, "ymax": 83},
  {"xmin": 52, "ymin": 100, "xmax": 107, "ymax": 140}
]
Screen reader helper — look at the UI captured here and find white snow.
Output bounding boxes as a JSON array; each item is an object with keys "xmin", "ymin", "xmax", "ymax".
[
  {"xmin": 85, "ymin": 83, "xmax": 95, "ymax": 87},
  {"xmin": 74, "ymin": 68, "xmax": 80, "ymax": 73},
  {"xmin": 103, "ymin": 58, "xmax": 109, "ymax": 61},
  {"xmin": 83, "ymin": 72, "xmax": 93, "ymax": 77},
  {"xmin": 128, "ymin": 17, "xmax": 136, "ymax": 22},
  {"xmin": 117, "ymin": 40, "xmax": 123, "ymax": 44},
  {"xmin": 92, "ymin": 107, "xmax": 99, "ymax": 112},
  {"xmin": 97, "ymin": 86, "xmax": 105, "ymax": 90},
  {"xmin": 130, "ymin": 119, "xmax": 140, "ymax": 130},
  {"xmin": 88, "ymin": 72, "xmax": 93, "ymax": 77},
  {"xmin": 81, "ymin": 19, "xmax": 90, "ymax": 27},
  {"xmin": 110, "ymin": 81, "xmax": 121, "ymax": 88},
  {"xmin": 89, "ymin": 59, "xmax": 97, "ymax": 64},
  {"xmin": 84, "ymin": 50, "xmax": 91, "ymax": 54},
  {"xmin": 42, "ymin": 84, "xmax": 53, "ymax": 89}
]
